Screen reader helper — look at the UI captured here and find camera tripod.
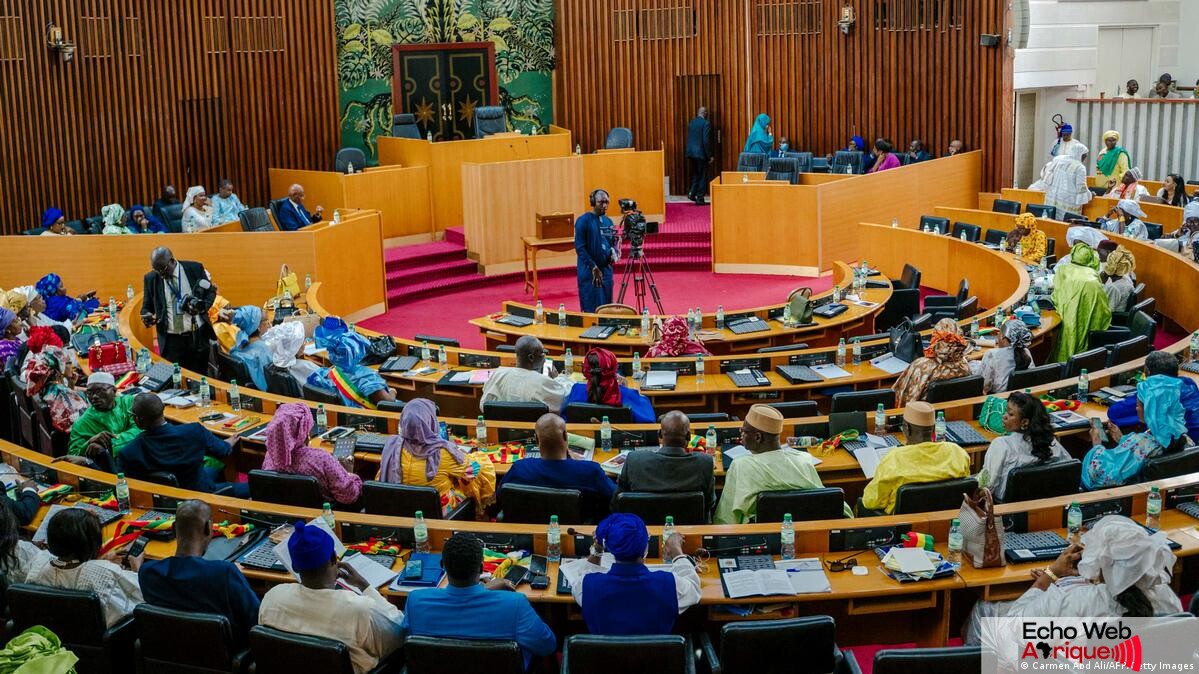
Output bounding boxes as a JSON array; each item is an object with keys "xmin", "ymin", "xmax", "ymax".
[{"xmin": 615, "ymin": 243, "xmax": 665, "ymax": 315}]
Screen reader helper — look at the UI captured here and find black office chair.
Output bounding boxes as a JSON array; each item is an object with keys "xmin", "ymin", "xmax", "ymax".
[
  {"xmin": 872, "ymin": 646, "xmax": 982, "ymax": 674},
  {"xmin": 214, "ymin": 349, "xmax": 255, "ymax": 389},
  {"xmin": 951, "ymin": 222, "xmax": 981, "ymax": 242},
  {"xmin": 159, "ymin": 202, "xmax": 184, "ymax": 233},
  {"xmin": 402, "ymin": 635, "xmax": 525, "ymax": 674},
  {"xmin": 830, "ymin": 389, "xmax": 895, "ymax": 413},
  {"xmin": 1006, "ymin": 363, "xmax": 1065, "ymax": 391},
  {"xmin": 361, "ymin": 480, "xmax": 474, "ymax": 520},
  {"xmin": 249, "ymin": 625, "xmax": 400, "ymax": 674},
  {"xmin": 1142, "ymin": 447, "xmax": 1199, "ymax": 481},
  {"xmin": 831, "ymin": 150, "xmax": 863, "ymax": 174},
  {"xmin": 919, "ymin": 215, "xmax": 949, "ymax": 234},
  {"xmin": 473, "ymin": 106, "xmax": 507, "ymax": 138},
  {"xmin": 302, "ymin": 381, "xmax": 345, "ymax": 405},
  {"xmin": 1117, "ymin": 297, "xmax": 1154, "ymax": 327},
  {"xmin": 499, "ymin": 483, "xmax": 584, "ymax": 524},
  {"xmin": 1105, "ymin": 335, "xmax": 1152, "ymax": 367},
  {"xmin": 992, "ymin": 198, "xmax": 1021, "ymax": 215},
  {"xmin": 65, "ymin": 219, "xmax": 87, "ymax": 234},
  {"xmin": 1064, "ymin": 347, "xmax": 1109, "ymax": 378},
  {"xmin": 248, "ymin": 469, "xmax": 324, "ymax": 509},
  {"xmin": 765, "ymin": 157, "xmax": 800, "ymax": 184},
  {"xmin": 1089, "ymin": 311, "xmax": 1156, "ymax": 350},
  {"xmin": 482, "ymin": 401, "xmax": 549, "ymax": 422},
  {"xmin": 876, "ymin": 288, "xmax": 921, "ymax": 331},
  {"xmin": 7, "ymin": 583, "xmax": 137, "ymax": 673},
  {"xmin": 34, "ymin": 401, "xmax": 68, "ymax": 457},
  {"xmin": 238, "ymin": 207, "xmax": 274, "ymax": 232},
  {"xmin": 766, "ymin": 400, "xmax": 820, "ymax": 418},
  {"xmin": 686, "ymin": 412, "xmax": 730, "ymax": 423},
  {"xmin": 133, "ymin": 603, "xmax": 249, "ymax": 674},
  {"xmin": 896, "ymin": 264, "xmax": 922, "ymax": 291},
  {"xmin": 1145, "ymin": 222, "xmax": 1163, "ymax": 240},
  {"xmin": 265, "ymin": 365, "xmax": 303, "ymax": 398},
  {"xmin": 923, "ymin": 279, "xmax": 970, "ymax": 319},
  {"xmin": 925, "ymin": 374, "xmax": 984, "ymax": 403},
  {"xmin": 413, "ymin": 334, "xmax": 460, "ymax": 348},
  {"xmin": 268, "ymin": 198, "xmax": 291, "ymax": 231},
  {"xmin": 334, "ymin": 147, "xmax": 367, "ymax": 174},
  {"xmin": 613, "ymin": 491, "xmax": 706, "ymax": 525},
  {"xmin": 697, "ymin": 615, "xmax": 857, "ymax": 674},
  {"xmin": 782, "ymin": 151, "xmax": 813, "ymax": 173},
  {"xmin": 391, "ymin": 113, "xmax": 421, "ymax": 139},
  {"xmin": 84, "ymin": 214, "xmax": 105, "ymax": 234},
  {"xmin": 604, "ymin": 126, "xmax": 634, "ymax": 149},
  {"xmin": 1002, "ymin": 460, "xmax": 1082, "ymax": 503},
  {"xmin": 756, "ymin": 488, "xmax": 847, "ymax": 522},
  {"xmin": 736, "ymin": 152, "xmax": 766, "ymax": 172},
  {"xmin": 565, "ymin": 403, "xmax": 632, "ymax": 423},
  {"xmin": 984, "ymin": 228, "xmax": 1006, "ymax": 245},
  {"xmin": 1026, "ymin": 203, "xmax": 1056, "ymax": 219},
  {"xmin": 893, "ymin": 477, "xmax": 977, "ymax": 514},
  {"xmin": 562, "ymin": 634, "xmax": 694, "ymax": 674},
  {"xmin": 1046, "ymin": 237, "xmax": 1056, "ymax": 257},
  {"xmin": 828, "ymin": 411, "xmax": 867, "ymax": 436}
]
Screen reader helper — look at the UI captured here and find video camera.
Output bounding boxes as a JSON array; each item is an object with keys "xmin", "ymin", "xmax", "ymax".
[{"xmin": 618, "ymin": 199, "xmax": 658, "ymax": 251}]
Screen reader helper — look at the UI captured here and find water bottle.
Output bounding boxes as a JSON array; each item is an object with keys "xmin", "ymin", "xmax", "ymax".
[
  {"xmin": 662, "ymin": 516, "xmax": 676, "ymax": 551},
  {"xmin": 321, "ymin": 503, "xmax": 336, "ymax": 530},
  {"xmin": 564, "ymin": 348, "xmax": 574, "ymax": 375},
  {"xmin": 1067, "ymin": 502, "xmax": 1083, "ymax": 543},
  {"xmin": 1076, "ymin": 369, "xmax": 1089, "ymax": 402},
  {"xmin": 126, "ymin": 284, "xmax": 135, "ymax": 302},
  {"xmin": 631, "ymin": 352, "xmax": 642, "ymax": 379},
  {"xmin": 283, "ymin": 287, "xmax": 293, "ymax": 304},
  {"xmin": 547, "ymin": 516, "xmax": 562, "ymax": 561},
  {"xmin": 782, "ymin": 303, "xmax": 792, "ymax": 327},
  {"xmin": 535, "ymin": 300, "xmax": 544, "ymax": 324},
  {"xmin": 852, "ymin": 339, "xmax": 862, "ymax": 366},
  {"xmin": 420, "ymin": 340, "xmax": 431, "ymax": 363},
  {"xmin": 346, "ymin": 162, "xmax": 354, "ymax": 174},
  {"xmin": 947, "ymin": 518, "xmax": 963, "ymax": 563},
  {"xmin": 136, "ymin": 348, "xmax": 151, "ymax": 374},
  {"xmin": 437, "ymin": 345, "xmax": 448, "ymax": 367},
  {"xmin": 199, "ymin": 377, "xmax": 211, "ymax": 408},
  {"xmin": 574, "ymin": 143, "xmax": 581, "ymax": 155},
  {"xmin": 994, "ymin": 308, "xmax": 1004, "ymax": 327},
  {"xmin": 695, "ymin": 354, "xmax": 705, "ymax": 384},
  {"xmin": 891, "ymin": 217, "xmax": 899, "ymax": 228},
  {"xmin": 705, "ymin": 425, "xmax": 718, "ymax": 454},
  {"xmin": 935, "ymin": 411, "xmax": 946, "ymax": 442},
  {"xmin": 1191, "ymin": 332, "xmax": 1199, "ymax": 361},
  {"xmin": 115, "ymin": 473, "xmax": 130, "ymax": 513},
  {"xmin": 969, "ymin": 316, "xmax": 979, "ymax": 339},
  {"xmin": 1014, "ymin": 241, "xmax": 1023, "ymax": 258},
  {"xmin": 315, "ymin": 404, "xmax": 328, "ymax": 435},
  {"xmin": 229, "ymin": 379, "xmax": 242, "ymax": 412},
  {"xmin": 640, "ymin": 309, "xmax": 650, "ymax": 336},
  {"xmin": 600, "ymin": 416, "xmax": 612, "ymax": 452},
  {"xmin": 476, "ymin": 415, "xmax": 487, "ymax": 443},
  {"xmin": 715, "ymin": 305, "xmax": 725, "ymax": 330},
  {"xmin": 427, "ymin": 131, "xmax": 434, "ymax": 142},
  {"xmin": 742, "ymin": 172, "xmax": 749, "ymax": 183},
  {"xmin": 439, "ymin": 421, "xmax": 448, "ymax": 440},
  {"xmin": 780, "ymin": 513, "xmax": 796, "ymax": 560},
  {"xmin": 558, "ymin": 303, "xmax": 566, "ymax": 328},
  {"xmin": 999, "ymin": 236, "xmax": 1007, "ymax": 251},
  {"xmin": 874, "ymin": 403, "xmax": 886, "ymax": 434},
  {"xmin": 686, "ymin": 308, "xmax": 696, "ymax": 334},
  {"xmin": 332, "ymin": 209, "xmax": 341, "ymax": 224},
  {"xmin": 1146, "ymin": 487, "xmax": 1162, "ymax": 529},
  {"xmin": 108, "ymin": 296, "xmax": 117, "ymax": 318},
  {"xmin": 832, "ymin": 284, "xmax": 841, "ymax": 302},
  {"xmin": 304, "ymin": 273, "xmax": 312, "ymax": 290},
  {"xmin": 960, "ymin": 231, "xmax": 967, "ymax": 241},
  {"xmin": 1026, "ymin": 285, "xmax": 1036, "ymax": 306},
  {"xmin": 695, "ymin": 308, "xmax": 703, "ymax": 329},
  {"xmin": 836, "ymin": 338, "xmax": 846, "ymax": 367},
  {"xmin": 172, "ymin": 363, "xmax": 182, "ymax": 388},
  {"xmin": 414, "ymin": 511, "xmax": 430, "ymax": 552}
]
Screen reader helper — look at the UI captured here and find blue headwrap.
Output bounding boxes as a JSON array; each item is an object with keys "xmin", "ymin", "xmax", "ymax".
[
  {"xmin": 0, "ymin": 307, "xmax": 15, "ymax": 333},
  {"xmin": 595, "ymin": 513, "xmax": 650, "ymax": 562},
  {"xmin": 41, "ymin": 208, "xmax": 64, "ymax": 228},
  {"xmin": 35, "ymin": 274, "xmax": 62, "ymax": 299},
  {"xmin": 1137, "ymin": 375, "xmax": 1187, "ymax": 447},
  {"xmin": 850, "ymin": 135, "xmax": 866, "ymax": 151},
  {"xmin": 314, "ymin": 316, "xmax": 348, "ymax": 349},
  {"xmin": 128, "ymin": 204, "xmax": 167, "ymax": 233},
  {"xmin": 287, "ymin": 521, "xmax": 334, "ymax": 573},
  {"xmin": 230, "ymin": 305, "xmax": 263, "ymax": 349},
  {"xmin": 1060, "ymin": 124, "xmax": 1073, "ymax": 135},
  {"xmin": 743, "ymin": 113, "xmax": 772, "ymax": 153},
  {"xmin": 326, "ymin": 332, "xmax": 370, "ymax": 370}
]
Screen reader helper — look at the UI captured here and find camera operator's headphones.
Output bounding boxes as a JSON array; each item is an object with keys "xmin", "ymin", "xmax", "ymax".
[{"xmin": 589, "ymin": 189, "xmax": 608, "ymax": 207}]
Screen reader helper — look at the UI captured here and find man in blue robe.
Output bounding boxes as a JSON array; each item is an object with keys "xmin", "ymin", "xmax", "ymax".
[{"xmin": 575, "ymin": 189, "xmax": 617, "ymax": 312}]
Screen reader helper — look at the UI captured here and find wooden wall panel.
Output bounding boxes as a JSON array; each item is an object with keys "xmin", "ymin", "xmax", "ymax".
[
  {"xmin": 0, "ymin": 0, "xmax": 338, "ymax": 234},
  {"xmin": 555, "ymin": 0, "xmax": 1013, "ymax": 192}
]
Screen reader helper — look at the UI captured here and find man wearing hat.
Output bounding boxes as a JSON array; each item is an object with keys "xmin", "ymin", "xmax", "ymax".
[
  {"xmin": 66, "ymin": 372, "xmax": 141, "ymax": 459},
  {"xmin": 613, "ymin": 410, "xmax": 716, "ymax": 517},
  {"xmin": 569, "ymin": 513, "xmax": 700, "ymax": 636},
  {"xmin": 860, "ymin": 402, "xmax": 970, "ymax": 515},
  {"xmin": 259, "ymin": 521, "xmax": 404, "ymax": 673},
  {"xmin": 715, "ymin": 404, "xmax": 850, "ymax": 524}
]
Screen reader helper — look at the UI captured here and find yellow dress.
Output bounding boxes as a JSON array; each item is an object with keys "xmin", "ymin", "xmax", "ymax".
[
  {"xmin": 861, "ymin": 441, "xmax": 971, "ymax": 514},
  {"xmin": 396, "ymin": 447, "xmax": 497, "ymax": 518}
]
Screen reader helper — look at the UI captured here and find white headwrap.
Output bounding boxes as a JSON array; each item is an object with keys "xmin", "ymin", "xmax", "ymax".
[
  {"xmin": 262, "ymin": 320, "xmax": 306, "ymax": 369},
  {"xmin": 100, "ymin": 203, "xmax": 125, "ymax": 228},
  {"xmin": 1183, "ymin": 201, "xmax": 1199, "ymax": 222},
  {"xmin": 1117, "ymin": 199, "xmax": 1148, "ymax": 220},
  {"xmin": 1066, "ymin": 225, "xmax": 1107, "ymax": 248},
  {"xmin": 1067, "ymin": 142, "xmax": 1089, "ymax": 162},
  {"xmin": 1077, "ymin": 516, "xmax": 1175, "ymax": 597},
  {"xmin": 182, "ymin": 186, "xmax": 206, "ymax": 211}
]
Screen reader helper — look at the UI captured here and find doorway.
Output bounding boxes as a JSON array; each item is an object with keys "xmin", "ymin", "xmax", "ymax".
[
  {"xmin": 1096, "ymin": 27, "xmax": 1154, "ymax": 96},
  {"xmin": 392, "ymin": 42, "xmax": 499, "ymax": 141},
  {"xmin": 674, "ymin": 75, "xmax": 721, "ymax": 197}
]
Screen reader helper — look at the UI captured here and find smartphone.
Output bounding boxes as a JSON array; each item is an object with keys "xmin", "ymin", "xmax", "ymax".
[
  {"xmin": 530, "ymin": 575, "xmax": 549, "ymax": 590},
  {"xmin": 529, "ymin": 554, "xmax": 547, "ymax": 577},
  {"xmin": 199, "ymin": 412, "xmax": 225, "ymax": 423},
  {"xmin": 123, "ymin": 536, "xmax": 149, "ymax": 568},
  {"xmin": 504, "ymin": 566, "xmax": 529, "ymax": 585},
  {"xmin": 1091, "ymin": 417, "xmax": 1109, "ymax": 443},
  {"xmin": 403, "ymin": 559, "xmax": 423, "ymax": 580}
]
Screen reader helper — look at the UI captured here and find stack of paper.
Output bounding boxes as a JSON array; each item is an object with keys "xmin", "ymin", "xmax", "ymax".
[
  {"xmin": 643, "ymin": 370, "xmax": 678, "ymax": 389},
  {"xmin": 811, "ymin": 364, "xmax": 852, "ymax": 379},
  {"xmin": 721, "ymin": 559, "xmax": 832, "ymax": 598},
  {"xmin": 869, "ymin": 353, "xmax": 910, "ymax": 374},
  {"xmin": 469, "ymin": 369, "xmax": 493, "ymax": 384},
  {"xmin": 851, "ymin": 438, "xmax": 894, "ymax": 479},
  {"xmin": 881, "ymin": 547, "xmax": 938, "ymax": 579}
]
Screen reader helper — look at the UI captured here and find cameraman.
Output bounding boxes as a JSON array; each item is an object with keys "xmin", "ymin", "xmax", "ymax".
[
  {"xmin": 141, "ymin": 247, "xmax": 217, "ymax": 374},
  {"xmin": 575, "ymin": 189, "xmax": 617, "ymax": 312}
]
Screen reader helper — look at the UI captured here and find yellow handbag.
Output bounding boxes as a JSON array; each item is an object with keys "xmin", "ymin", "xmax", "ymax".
[{"xmin": 277, "ymin": 264, "xmax": 301, "ymax": 298}]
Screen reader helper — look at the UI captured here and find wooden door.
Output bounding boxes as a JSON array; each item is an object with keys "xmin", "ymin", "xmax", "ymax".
[
  {"xmin": 674, "ymin": 75, "xmax": 721, "ymax": 195},
  {"xmin": 392, "ymin": 42, "xmax": 498, "ymax": 141}
]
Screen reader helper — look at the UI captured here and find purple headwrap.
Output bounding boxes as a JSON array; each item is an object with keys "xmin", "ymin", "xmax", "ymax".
[
  {"xmin": 41, "ymin": 208, "xmax": 65, "ymax": 228},
  {"xmin": 390, "ymin": 398, "xmax": 463, "ymax": 481},
  {"xmin": 0, "ymin": 308, "xmax": 15, "ymax": 333},
  {"xmin": 595, "ymin": 513, "xmax": 650, "ymax": 562},
  {"xmin": 263, "ymin": 402, "xmax": 314, "ymax": 470}
]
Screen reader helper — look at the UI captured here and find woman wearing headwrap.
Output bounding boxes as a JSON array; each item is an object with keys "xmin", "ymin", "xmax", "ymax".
[
  {"xmin": 306, "ymin": 331, "xmax": 395, "ymax": 409},
  {"xmin": 1105, "ymin": 167, "xmax": 1150, "ymax": 201},
  {"xmin": 35, "ymin": 273, "xmax": 98, "ymax": 324},
  {"xmin": 1101, "ymin": 245, "xmax": 1136, "ymax": 312},
  {"xmin": 1050, "ymin": 243, "xmax": 1112, "ymax": 362},
  {"xmin": 0, "ymin": 308, "xmax": 28, "ymax": 370},
  {"xmin": 742, "ymin": 113, "xmax": 773, "ymax": 154},
  {"xmin": 1049, "ymin": 123, "xmax": 1081, "ymax": 158},
  {"xmin": 561, "ymin": 348, "xmax": 655, "ymax": 423},
  {"xmin": 1082, "ymin": 375, "xmax": 1192, "ymax": 489},
  {"xmin": 1005, "ymin": 213, "xmax": 1048, "ymax": 262},
  {"xmin": 1095, "ymin": 130, "xmax": 1131, "ymax": 189},
  {"xmin": 262, "ymin": 402, "xmax": 362, "ymax": 506},
  {"xmin": 1157, "ymin": 200, "xmax": 1199, "ymax": 254},
  {"xmin": 971, "ymin": 318, "xmax": 1034, "ymax": 394},
  {"xmin": 125, "ymin": 204, "xmax": 167, "ymax": 234},
  {"xmin": 22, "ymin": 346, "xmax": 87, "ymax": 433},
  {"xmin": 261, "ymin": 321, "xmax": 320, "ymax": 390},
  {"xmin": 1030, "ymin": 142, "xmax": 1092, "ymax": 216},
  {"xmin": 645, "ymin": 316, "xmax": 709, "ymax": 358},
  {"xmin": 978, "ymin": 392, "xmax": 1069, "ymax": 501},
  {"xmin": 100, "ymin": 203, "xmax": 130, "ymax": 235},
  {"xmin": 39, "ymin": 208, "xmax": 72, "ymax": 236},
  {"xmin": 892, "ymin": 318, "xmax": 972, "ymax": 406},
  {"xmin": 964, "ymin": 515, "xmax": 1181, "ymax": 645},
  {"xmin": 1099, "ymin": 199, "xmax": 1149, "ymax": 239},
  {"xmin": 376, "ymin": 398, "xmax": 495, "ymax": 517},
  {"xmin": 180, "ymin": 186, "xmax": 214, "ymax": 232},
  {"xmin": 223, "ymin": 305, "xmax": 272, "ymax": 390}
]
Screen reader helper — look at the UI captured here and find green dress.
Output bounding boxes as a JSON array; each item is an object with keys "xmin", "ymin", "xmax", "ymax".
[
  {"xmin": 1050, "ymin": 252, "xmax": 1112, "ymax": 363},
  {"xmin": 67, "ymin": 394, "xmax": 141, "ymax": 456}
]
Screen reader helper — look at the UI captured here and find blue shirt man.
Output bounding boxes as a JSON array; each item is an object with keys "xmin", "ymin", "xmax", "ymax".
[
  {"xmin": 402, "ymin": 534, "xmax": 556, "ymax": 668},
  {"xmin": 210, "ymin": 179, "xmax": 247, "ymax": 224},
  {"xmin": 499, "ymin": 413, "xmax": 616, "ymax": 521},
  {"xmin": 575, "ymin": 190, "xmax": 616, "ymax": 313}
]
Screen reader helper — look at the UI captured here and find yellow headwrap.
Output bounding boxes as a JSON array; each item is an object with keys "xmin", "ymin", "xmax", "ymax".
[
  {"xmin": 1014, "ymin": 212, "xmax": 1038, "ymax": 232},
  {"xmin": 1103, "ymin": 130, "xmax": 1120, "ymax": 142},
  {"xmin": 1, "ymin": 290, "xmax": 28, "ymax": 314},
  {"xmin": 1104, "ymin": 246, "xmax": 1136, "ymax": 277}
]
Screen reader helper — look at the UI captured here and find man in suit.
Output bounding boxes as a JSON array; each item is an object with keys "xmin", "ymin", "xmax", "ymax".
[
  {"xmin": 685, "ymin": 107, "xmax": 713, "ymax": 205},
  {"xmin": 613, "ymin": 410, "xmax": 715, "ymax": 519},
  {"xmin": 140, "ymin": 247, "xmax": 217, "ymax": 374},
  {"xmin": 276, "ymin": 183, "xmax": 324, "ymax": 231}
]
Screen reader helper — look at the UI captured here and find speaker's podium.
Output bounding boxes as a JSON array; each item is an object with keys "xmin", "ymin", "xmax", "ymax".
[{"xmin": 523, "ymin": 213, "xmax": 576, "ymax": 300}]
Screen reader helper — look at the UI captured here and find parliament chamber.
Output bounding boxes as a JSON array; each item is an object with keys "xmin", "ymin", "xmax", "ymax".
[{"xmin": 3, "ymin": 0, "xmax": 1199, "ymax": 672}]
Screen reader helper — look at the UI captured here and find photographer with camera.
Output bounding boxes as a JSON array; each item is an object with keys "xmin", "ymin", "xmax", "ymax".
[
  {"xmin": 141, "ymin": 247, "xmax": 217, "ymax": 374},
  {"xmin": 575, "ymin": 189, "xmax": 618, "ymax": 312}
]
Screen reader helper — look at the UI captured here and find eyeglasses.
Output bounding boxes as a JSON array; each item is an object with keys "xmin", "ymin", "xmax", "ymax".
[{"xmin": 825, "ymin": 558, "xmax": 858, "ymax": 572}]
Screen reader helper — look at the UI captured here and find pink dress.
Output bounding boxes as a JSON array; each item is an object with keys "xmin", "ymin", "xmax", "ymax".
[{"xmin": 263, "ymin": 446, "xmax": 363, "ymax": 505}]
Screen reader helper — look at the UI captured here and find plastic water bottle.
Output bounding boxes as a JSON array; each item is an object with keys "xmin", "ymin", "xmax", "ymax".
[
  {"xmin": 115, "ymin": 473, "xmax": 130, "ymax": 513},
  {"xmin": 332, "ymin": 209, "xmax": 341, "ymax": 224},
  {"xmin": 476, "ymin": 415, "xmax": 487, "ymax": 443},
  {"xmin": 346, "ymin": 162, "xmax": 354, "ymax": 174},
  {"xmin": 547, "ymin": 516, "xmax": 562, "ymax": 562},
  {"xmin": 600, "ymin": 416, "xmax": 612, "ymax": 451},
  {"xmin": 640, "ymin": 309, "xmax": 650, "ymax": 336},
  {"xmin": 283, "ymin": 287, "xmax": 293, "ymax": 304},
  {"xmin": 852, "ymin": 339, "xmax": 862, "ymax": 366},
  {"xmin": 662, "ymin": 516, "xmax": 676, "ymax": 551},
  {"xmin": 321, "ymin": 503, "xmax": 336, "ymax": 530},
  {"xmin": 1146, "ymin": 487, "xmax": 1162, "ymax": 529},
  {"xmin": 420, "ymin": 340, "xmax": 431, "ymax": 363},
  {"xmin": 780, "ymin": 513, "xmax": 796, "ymax": 560},
  {"xmin": 631, "ymin": 352, "xmax": 642, "ymax": 379},
  {"xmin": 695, "ymin": 354, "xmax": 705, "ymax": 384},
  {"xmin": 695, "ymin": 308, "xmax": 703, "ymax": 329},
  {"xmin": 874, "ymin": 403, "xmax": 886, "ymax": 434},
  {"xmin": 414, "ymin": 511, "xmax": 430, "ymax": 553},
  {"xmin": 574, "ymin": 143, "xmax": 581, "ymax": 155},
  {"xmin": 960, "ymin": 231, "xmax": 967, "ymax": 241},
  {"xmin": 686, "ymin": 308, "xmax": 696, "ymax": 334},
  {"xmin": 535, "ymin": 300, "xmax": 544, "ymax": 324},
  {"xmin": 1067, "ymin": 502, "xmax": 1083, "ymax": 543},
  {"xmin": 107, "ymin": 295, "xmax": 117, "ymax": 318},
  {"xmin": 1076, "ymin": 369, "xmax": 1089, "ymax": 402},
  {"xmin": 836, "ymin": 338, "xmax": 846, "ymax": 367},
  {"xmin": 935, "ymin": 411, "xmax": 946, "ymax": 442},
  {"xmin": 947, "ymin": 518, "xmax": 963, "ymax": 563},
  {"xmin": 969, "ymin": 316, "xmax": 980, "ymax": 339},
  {"xmin": 135, "ymin": 348, "xmax": 151, "ymax": 374},
  {"xmin": 832, "ymin": 284, "xmax": 841, "ymax": 302},
  {"xmin": 558, "ymin": 303, "xmax": 566, "ymax": 328},
  {"xmin": 315, "ymin": 404, "xmax": 328, "ymax": 435},
  {"xmin": 705, "ymin": 425, "xmax": 718, "ymax": 453},
  {"xmin": 742, "ymin": 172, "xmax": 749, "ymax": 184},
  {"xmin": 891, "ymin": 217, "xmax": 899, "ymax": 228},
  {"xmin": 1191, "ymin": 332, "xmax": 1199, "ymax": 361},
  {"xmin": 564, "ymin": 348, "xmax": 574, "ymax": 375},
  {"xmin": 229, "ymin": 379, "xmax": 242, "ymax": 412},
  {"xmin": 304, "ymin": 273, "xmax": 312, "ymax": 290},
  {"xmin": 1014, "ymin": 241, "xmax": 1023, "ymax": 258},
  {"xmin": 199, "ymin": 377, "xmax": 211, "ymax": 408},
  {"xmin": 172, "ymin": 363, "xmax": 182, "ymax": 388},
  {"xmin": 994, "ymin": 308, "xmax": 1004, "ymax": 327},
  {"xmin": 427, "ymin": 131, "xmax": 434, "ymax": 142},
  {"xmin": 715, "ymin": 305, "xmax": 725, "ymax": 330},
  {"xmin": 126, "ymin": 284, "xmax": 135, "ymax": 302},
  {"xmin": 437, "ymin": 345, "xmax": 448, "ymax": 367},
  {"xmin": 999, "ymin": 236, "xmax": 1007, "ymax": 251},
  {"xmin": 782, "ymin": 303, "xmax": 792, "ymax": 327}
]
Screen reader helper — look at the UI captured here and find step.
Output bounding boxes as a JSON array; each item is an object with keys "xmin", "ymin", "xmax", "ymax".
[
  {"xmin": 444, "ymin": 227, "xmax": 466, "ymax": 247},
  {"xmin": 386, "ymin": 258, "xmax": 478, "ymax": 286}
]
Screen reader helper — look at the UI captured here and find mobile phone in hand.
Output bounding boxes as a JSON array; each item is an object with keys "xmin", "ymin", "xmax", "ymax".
[
  {"xmin": 1091, "ymin": 417, "xmax": 1109, "ymax": 443},
  {"xmin": 124, "ymin": 536, "xmax": 149, "ymax": 568}
]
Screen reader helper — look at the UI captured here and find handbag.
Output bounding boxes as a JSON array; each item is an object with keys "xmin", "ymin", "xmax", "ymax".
[
  {"xmin": 888, "ymin": 318, "xmax": 921, "ymax": 364},
  {"xmin": 788, "ymin": 288, "xmax": 815, "ymax": 324},
  {"xmin": 88, "ymin": 341, "xmax": 135, "ymax": 376},
  {"xmin": 958, "ymin": 488, "xmax": 1006, "ymax": 568},
  {"xmin": 977, "ymin": 395, "xmax": 1008, "ymax": 434},
  {"xmin": 360, "ymin": 335, "xmax": 398, "ymax": 366},
  {"xmin": 277, "ymin": 264, "xmax": 302, "ymax": 298}
]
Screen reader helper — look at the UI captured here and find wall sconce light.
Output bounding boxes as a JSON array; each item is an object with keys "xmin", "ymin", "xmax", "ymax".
[
  {"xmin": 45, "ymin": 23, "xmax": 76, "ymax": 62},
  {"xmin": 837, "ymin": 5, "xmax": 856, "ymax": 35}
]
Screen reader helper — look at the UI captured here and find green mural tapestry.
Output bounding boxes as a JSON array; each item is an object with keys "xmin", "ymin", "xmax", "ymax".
[{"xmin": 335, "ymin": 0, "xmax": 555, "ymax": 162}]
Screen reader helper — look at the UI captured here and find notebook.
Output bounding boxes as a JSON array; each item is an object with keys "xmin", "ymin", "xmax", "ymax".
[
  {"xmin": 388, "ymin": 552, "xmax": 446, "ymax": 589},
  {"xmin": 642, "ymin": 370, "xmax": 678, "ymax": 390}
]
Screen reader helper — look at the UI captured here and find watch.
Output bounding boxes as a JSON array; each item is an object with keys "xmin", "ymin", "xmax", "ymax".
[{"xmin": 1042, "ymin": 568, "xmax": 1059, "ymax": 582}]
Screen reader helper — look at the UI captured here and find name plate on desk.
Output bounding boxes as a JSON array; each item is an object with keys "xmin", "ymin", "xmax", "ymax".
[
  {"xmin": 1167, "ymin": 484, "xmax": 1199, "ymax": 508},
  {"xmin": 790, "ymin": 353, "xmax": 832, "ymax": 367},
  {"xmin": 597, "ymin": 317, "xmax": 637, "ymax": 329},
  {"xmin": 1063, "ymin": 497, "xmax": 1132, "ymax": 528},
  {"xmin": 701, "ymin": 534, "xmax": 781, "ymax": 557},
  {"xmin": 239, "ymin": 508, "xmax": 294, "ymax": 528},
  {"xmin": 571, "ymin": 533, "xmax": 659, "ymax": 559},
  {"xmin": 152, "ymin": 494, "xmax": 184, "ymax": 511},
  {"xmin": 828, "ymin": 524, "xmax": 912, "ymax": 552}
]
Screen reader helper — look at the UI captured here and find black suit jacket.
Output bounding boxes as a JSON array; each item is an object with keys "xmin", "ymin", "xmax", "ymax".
[
  {"xmin": 685, "ymin": 117, "xmax": 712, "ymax": 160},
  {"xmin": 141, "ymin": 260, "xmax": 216, "ymax": 350},
  {"xmin": 614, "ymin": 445, "xmax": 716, "ymax": 514}
]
